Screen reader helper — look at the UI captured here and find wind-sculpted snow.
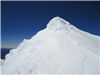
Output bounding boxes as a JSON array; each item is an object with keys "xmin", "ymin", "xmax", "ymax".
[{"xmin": 1, "ymin": 17, "xmax": 100, "ymax": 74}]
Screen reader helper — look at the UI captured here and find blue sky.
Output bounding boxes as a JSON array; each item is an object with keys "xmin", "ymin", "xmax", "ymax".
[{"xmin": 1, "ymin": 1, "xmax": 100, "ymax": 48}]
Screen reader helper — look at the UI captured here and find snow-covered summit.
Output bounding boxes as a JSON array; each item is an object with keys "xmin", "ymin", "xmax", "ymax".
[
  {"xmin": 1, "ymin": 17, "xmax": 100, "ymax": 74},
  {"xmin": 47, "ymin": 16, "xmax": 70, "ymax": 31}
]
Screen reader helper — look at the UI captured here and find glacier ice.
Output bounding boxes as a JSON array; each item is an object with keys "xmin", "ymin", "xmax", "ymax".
[{"xmin": 1, "ymin": 17, "xmax": 100, "ymax": 74}]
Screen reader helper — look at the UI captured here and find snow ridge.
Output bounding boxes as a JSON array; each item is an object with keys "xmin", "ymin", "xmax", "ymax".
[{"xmin": 1, "ymin": 16, "xmax": 100, "ymax": 74}]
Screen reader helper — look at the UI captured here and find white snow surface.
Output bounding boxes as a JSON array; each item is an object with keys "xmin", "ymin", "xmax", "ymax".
[{"xmin": 1, "ymin": 17, "xmax": 100, "ymax": 74}]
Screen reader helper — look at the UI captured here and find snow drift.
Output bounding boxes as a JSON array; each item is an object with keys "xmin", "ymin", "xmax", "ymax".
[{"xmin": 1, "ymin": 17, "xmax": 100, "ymax": 74}]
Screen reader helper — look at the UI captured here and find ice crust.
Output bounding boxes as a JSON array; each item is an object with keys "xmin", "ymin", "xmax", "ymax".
[{"xmin": 1, "ymin": 17, "xmax": 100, "ymax": 74}]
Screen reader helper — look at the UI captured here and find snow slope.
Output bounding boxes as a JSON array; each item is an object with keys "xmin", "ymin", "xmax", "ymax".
[{"xmin": 1, "ymin": 17, "xmax": 100, "ymax": 74}]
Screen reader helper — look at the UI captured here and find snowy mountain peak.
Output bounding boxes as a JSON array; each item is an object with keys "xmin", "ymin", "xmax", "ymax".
[
  {"xmin": 47, "ymin": 16, "xmax": 70, "ymax": 30},
  {"xmin": 2, "ymin": 17, "xmax": 99, "ymax": 74}
]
